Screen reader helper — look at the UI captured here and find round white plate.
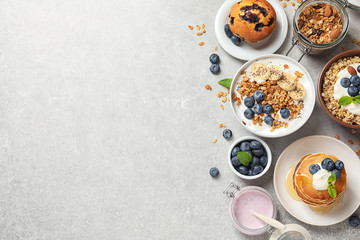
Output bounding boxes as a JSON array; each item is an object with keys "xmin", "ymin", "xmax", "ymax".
[
  {"xmin": 274, "ymin": 135, "xmax": 360, "ymax": 226},
  {"xmin": 214, "ymin": 0, "xmax": 288, "ymax": 60},
  {"xmin": 230, "ymin": 54, "xmax": 315, "ymax": 138}
]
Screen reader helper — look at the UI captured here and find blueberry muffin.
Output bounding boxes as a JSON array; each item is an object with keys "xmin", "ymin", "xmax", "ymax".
[{"xmin": 229, "ymin": 0, "xmax": 277, "ymax": 43}]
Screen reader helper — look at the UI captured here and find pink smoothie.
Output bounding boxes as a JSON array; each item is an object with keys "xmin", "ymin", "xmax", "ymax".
[{"xmin": 233, "ymin": 190, "xmax": 274, "ymax": 229}]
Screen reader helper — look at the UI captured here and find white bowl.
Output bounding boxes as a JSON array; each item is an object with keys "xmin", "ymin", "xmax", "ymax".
[
  {"xmin": 230, "ymin": 54, "xmax": 316, "ymax": 138},
  {"xmin": 228, "ymin": 136, "xmax": 272, "ymax": 180}
]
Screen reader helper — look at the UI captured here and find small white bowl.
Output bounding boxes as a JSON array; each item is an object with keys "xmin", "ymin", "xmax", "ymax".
[{"xmin": 228, "ymin": 136, "xmax": 272, "ymax": 180}]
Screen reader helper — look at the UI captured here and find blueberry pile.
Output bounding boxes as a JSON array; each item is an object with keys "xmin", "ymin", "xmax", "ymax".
[
  {"xmin": 243, "ymin": 90, "xmax": 291, "ymax": 125},
  {"xmin": 224, "ymin": 24, "xmax": 241, "ymax": 46},
  {"xmin": 340, "ymin": 66, "xmax": 360, "ymax": 97},
  {"xmin": 209, "ymin": 53, "xmax": 220, "ymax": 74},
  {"xmin": 231, "ymin": 140, "xmax": 268, "ymax": 176},
  {"xmin": 309, "ymin": 158, "xmax": 344, "ymax": 179}
]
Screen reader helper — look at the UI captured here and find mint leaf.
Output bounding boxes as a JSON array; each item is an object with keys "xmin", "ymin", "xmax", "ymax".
[
  {"xmin": 328, "ymin": 171, "xmax": 336, "ymax": 183},
  {"xmin": 218, "ymin": 78, "xmax": 232, "ymax": 88},
  {"xmin": 328, "ymin": 183, "xmax": 337, "ymax": 199},
  {"xmin": 237, "ymin": 151, "xmax": 252, "ymax": 167},
  {"xmin": 354, "ymin": 95, "xmax": 360, "ymax": 104},
  {"xmin": 338, "ymin": 96, "xmax": 353, "ymax": 106}
]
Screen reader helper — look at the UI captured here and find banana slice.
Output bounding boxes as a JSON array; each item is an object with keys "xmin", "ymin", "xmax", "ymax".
[
  {"xmin": 288, "ymin": 82, "xmax": 306, "ymax": 101},
  {"xmin": 277, "ymin": 72, "xmax": 296, "ymax": 91},
  {"xmin": 251, "ymin": 62, "xmax": 270, "ymax": 81},
  {"xmin": 268, "ymin": 65, "xmax": 283, "ymax": 81}
]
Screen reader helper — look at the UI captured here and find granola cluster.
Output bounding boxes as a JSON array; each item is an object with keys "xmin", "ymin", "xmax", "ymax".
[
  {"xmin": 234, "ymin": 74, "xmax": 303, "ymax": 131},
  {"xmin": 321, "ymin": 56, "xmax": 360, "ymax": 125},
  {"xmin": 297, "ymin": 3, "xmax": 342, "ymax": 44}
]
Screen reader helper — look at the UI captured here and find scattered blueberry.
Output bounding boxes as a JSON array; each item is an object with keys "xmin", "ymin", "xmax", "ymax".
[
  {"xmin": 280, "ymin": 108, "xmax": 290, "ymax": 119},
  {"xmin": 230, "ymin": 35, "xmax": 241, "ymax": 46},
  {"xmin": 209, "ymin": 167, "xmax": 219, "ymax": 177},
  {"xmin": 321, "ymin": 158, "xmax": 335, "ymax": 171},
  {"xmin": 263, "ymin": 104, "xmax": 273, "ymax": 115},
  {"xmin": 348, "ymin": 85, "xmax": 359, "ymax": 97},
  {"xmin": 223, "ymin": 129, "xmax": 232, "ymax": 140},
  {"xmin": 264, "ymin": 115, "xmax": 274, "ymax": 126},
  {"xmin": 209, "ymin": 54, "xmax": 220, "ymax": 64},
  {"xmin": 253, "ymin": 90, "xmax": 265, "ymax": 102},
  {"xmin": 249, "ymin": 140, "xmax": 262, "ymax": 150},
  {"xmin": 231, "ymin": 156, "xmax": 241, "ymax": 167},
  {"xmin": 349, "ymin": 216, "xmax": 360, "ymax": 227},
  {"xmin": 231, "ymin": 147, "xmax": 240, "ymax": 157},
  {"xmin": 340, "ymin": 77, "xmax": 351, "ymax": 88},
  {"xmin": 252, "ymin": 165, "xmax": 264, "ymax": 175},
  {"xmin": 252, "ymin": 148, "xmax": 264, "ymax": 157},
  {"xmin": 335, "ymin": 160, "xmax": 344, "ymax": 171},
  {"xmin": 238, "ymin": 165, "xmax": 249, "ymax": 175},
  {"xmin": 244, "ymin": 96, "xmax": 255, "ymax": 108},
  {"xmin": 357, "ymin": 65, "xmax": 360, "ymax": 73},
  {"xmin": 210, "ymin": 64, "xmax": 220, "ymax": 74},
  {"xmin": 253, "ymin": 104, "xmax": 263, "ymax": 115},
  {"xmin": 309, "ymin": 164, "xmax": 320, "ymax": 174},
  {"xmin": 332, "ymin": 169, "xmax": 341, "ymax": 179},
  {"xmin": 244, "ymin": 108, "xmax": 255, "ymax": 119},
  {"xmin": 250, "ymin": 157, "xmax": 260, "ymax": 168},
  {"xmin": 350, "ymin": 75, "xmax": 360, "ymax": 87},
  {"xmin": 240, "ymin": 141, "xmax": 251, "ymax": 151},
  {"xmin": 260, "ymin": 156, "xmax": 268, "ymax": 167},
  {"xmin": 224, "ymin": 24, "xmax": 233, "ymax": 38}
]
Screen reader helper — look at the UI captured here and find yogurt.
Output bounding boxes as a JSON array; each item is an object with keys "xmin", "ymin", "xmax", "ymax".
[
  {"xmin": 312, "ymin": 164, "xmax": 335, "ymax": 191},
  {"xmin": 333, "ymin": 64, "xmax": 360, "ymax": 115}
]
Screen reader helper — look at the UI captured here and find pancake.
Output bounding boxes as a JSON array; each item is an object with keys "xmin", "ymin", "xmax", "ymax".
[{"xmin": 293, "ymin": 153, "xmax": 346, "ymax": 207}]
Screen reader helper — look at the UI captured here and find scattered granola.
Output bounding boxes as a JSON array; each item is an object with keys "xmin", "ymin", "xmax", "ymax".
[
  {"xmin": 217, "ymin": 91, "xmax": 224, "ymax": 98},
  {"xmin": 204, "ymin": 84, "xmax": 212, "ymax": 90},
  {"xmin": 357, "ymin": 148, "xmax": 360, "ymax": 155},
  {"xmin": 296, "ymin": 0, "xmax": 303, "ymax": 3},
  {"xmin": 357, "ymin": 140, "xmax": 360, "ymax": 145},
  {"xmin": 282, "ymin": 3, "xmax": 287, "ymax": 8},
  {"xmin": 334, "ymin": 134, "xmax": 340, "ymax": 140},
  {"xmin": 222, "ymin": 97, "xmax": 227, "ymax": 103},
  {"xmin": 213, "ymin": 138, "xmax": 217, "ymax": 143},
  {"xmin": 220, "ymin": 105, "xmax": 224, "ymax": 110},
  {"xmin": 220, "ymin": 123, "xmax": 226, "ymax": 128},
  {"xmin": 291, "ymin": 2, "xmax": 295, "ymax": 6},
  {"xmin": 188, "ymin": 25, "xmax": 194, "ymax": 30},
  {"xmin": 215, "ymin": 46, "xmax": 218, "ymax": 51},
  {"xmin": 348, "ymin": 140, "xmax": 354, "ymax": 145},
  {"xmin": 351, "ymin": 128, "xmax": 357, "ymax": 134},
  {"xmin": 341, "ymin": 46, "xmax": 347, "ymax": 51},
  {"xmin": 198, "ymin": 42, "xmax": 205, "ymax": 46},
  {"xmin": 297, "ymin": 3, "xmax": 342, "ymax": 44}
]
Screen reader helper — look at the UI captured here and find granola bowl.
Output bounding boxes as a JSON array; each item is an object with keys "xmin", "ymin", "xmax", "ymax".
[
  {"xmin": 318, "ymin": 50, "xmax": 360, "ymax": 128},
  {"xmin": 230, "ymin": 54, "xmax": 315, "ymax": 138}
]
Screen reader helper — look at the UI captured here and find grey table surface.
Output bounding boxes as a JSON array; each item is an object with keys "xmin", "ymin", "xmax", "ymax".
[{"xmin": 0, "ymin": 0, "xmax": 360, "ymax": 239}]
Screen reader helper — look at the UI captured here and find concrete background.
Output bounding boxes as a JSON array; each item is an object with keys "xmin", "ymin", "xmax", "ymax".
[{"xmin": 0, "ymin": 0, "xmax": 359, "ymax": 239}]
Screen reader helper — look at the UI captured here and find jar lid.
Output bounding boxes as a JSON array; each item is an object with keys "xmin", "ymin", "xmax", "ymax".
[
  {"xmin": 338, "ymin": 0, "xmax": 360, "ymax": 11},
  {"xmin": 269, "ymin": 224, "xmax": 312, "ymax": 240}
]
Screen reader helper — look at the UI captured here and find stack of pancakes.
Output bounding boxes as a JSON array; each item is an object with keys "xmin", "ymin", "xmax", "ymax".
[{"xmin": 293, "ymin": 153, "xmax": 346, "ymax": 207}]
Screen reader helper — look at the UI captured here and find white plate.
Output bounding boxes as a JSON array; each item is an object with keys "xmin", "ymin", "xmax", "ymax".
[
  {"xmin": 214, "ymin": 0, "xmax": 288, "ymax": 60},
  {"xmin": 230, "ymin": 54, "xmax": 315, "ymax": 138},
  {"xmin": 274, "ymin": 135, "xmax": 360, "ymax": 226}
]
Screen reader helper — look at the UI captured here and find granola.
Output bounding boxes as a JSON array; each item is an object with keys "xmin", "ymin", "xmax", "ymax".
[{"xmin": 297, "ymin": 3, "xmax": 342, "ymax": 44}]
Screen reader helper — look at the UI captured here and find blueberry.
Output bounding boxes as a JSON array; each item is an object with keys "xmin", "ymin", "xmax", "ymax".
[
  {"xmin": 209, "ymin": 54, "xmax": 220, "ymax": 64},
  {"xmin": 309, "ymin": 164, "xmax": 320, "ymax": 174},
  {"xmin": 264, "ymin": 115, "xmax": 274, "ymax": 126},
  {"xmin": 230, "ymin": 35, "xmax": 241, "ymax": 46},
  {"xmin": 332, "ymin": 169, "xmax": 341, "ymax": 179},
  {"xmin": 240, "ymin": 141, "xmax": 251, "ymax": 151},
  {"xmin": 253, "ymin": 90, "xmax": 265, "ymax": 102},
  {"xmin": 357, "ymin": 65, "xmax": 360, "ymax": 74},
  {"xmin": 250, "ymin": 157, "xmax": 260, "ymax": 168},
  {"xmin": 224, "ymin": 24, "xmax": 233, "ymax": 38},
  {"xmin": 210, "ymin": 64, "xmax": 220, "ymax": 74},
  {"xmin": 231, "ymin": 147, "xmax": 240, "ymax": 157},
  {"xmin": 209, "ymin": 167, "xmax": 219, "ymax": 177},
  {"xmin": 249, "ymin": 140, "xmax": 262, "ymax": 150},
  {"xmin": 348, "ymin": 85, "xmax": 359, "ymax": 97},
  {"xmin": 223, "ymin": 129, "xmax": 232, "ymax": 140},
  {"xmin": 244, "ymin": 150, "xmax": 253, "ymax": 156},
  {"xmin": 231, "ymin": 156, "xmax": 241, "ymax": 167},
  {"xmin": 335, "ymin": 160, "xmax": 344, "ymax": 171},
  {"xmin": 252, "ymin": 148, "xmax": 264, "ymax": 157},
  {"xmin": 350, "ymin": 75, "xmax": 360, "ymax": 87},
  {"xmin": 252, "ymin": 165, "xmax": 264, "ymax": 175},
  {"xmin": 340, "ymin": 77, "xmax": 351, "ymax": 88},
  {"xmin": 263, "ymin": 104, "xmax": 273, "ymax": 115},
  {"xmin": 253, "ymin": 104, "xmax": 263, "ymax": 115},
  {"xmin": 238, "ymin": 165, "xmax": 249, "ymax": 175},
  {"xmin": 349, "ymin": 216, "xmax": 360, "ymax": 227},
  {"xmin": 260, "ymin": 156, "xmax": 268, "ymax": 167},
  {"xmin": 244, "ymin": 97, "xmax": 255, "ymax": 108},
  {"xmin": 280, "ymin": 108, "xmax": 290, "ymax": 119},
  {"xmin": 321, "ymin": 158, "xmax": 335, "ymax": 171},
  {"xmin": 244, "ymin": 108, "xmax": 255, "ymax": 119},
  {"xmin": 248, "ymin": 169, "xmax": 253, "ymax": 176}
]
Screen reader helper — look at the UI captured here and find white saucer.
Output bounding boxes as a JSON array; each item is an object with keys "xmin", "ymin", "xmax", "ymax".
[
  {"xmin": 214, "ymin": 0, "xmax": 288, "ymax": 60},
  {"xmin": 273, "ymin": 135, "xmax": 360, "ymax": 226}
]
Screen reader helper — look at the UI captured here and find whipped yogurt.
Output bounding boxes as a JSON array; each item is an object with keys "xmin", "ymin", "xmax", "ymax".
[
  {"xmin": 333, "ymin": 64, "xmax": 360, "ymax": 115},
  {"xmin": 312, "ymin": 164, "xmax": 335, "ymax": 190}
]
